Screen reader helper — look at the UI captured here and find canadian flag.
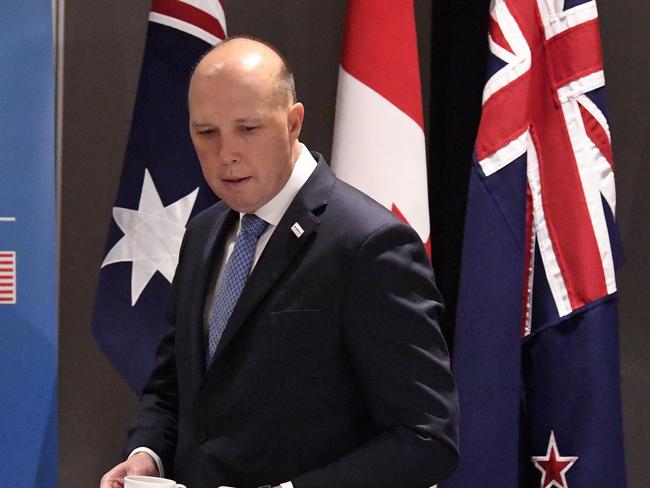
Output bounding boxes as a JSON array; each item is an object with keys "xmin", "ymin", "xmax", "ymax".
[{"xmin": 331, "ymin": 0, "xmax": 430, "ymax": 255}]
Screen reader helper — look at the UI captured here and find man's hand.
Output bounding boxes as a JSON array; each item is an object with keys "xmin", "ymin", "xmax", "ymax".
[{"xmin": 100, "ymin": 452, "xmax": 159, "ymax": 488}]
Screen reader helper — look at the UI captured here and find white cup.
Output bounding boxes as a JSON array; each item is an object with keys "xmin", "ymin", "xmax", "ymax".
[{"xmin": 124, "ymin": 475, "xmax": 187, "ymax": 488}]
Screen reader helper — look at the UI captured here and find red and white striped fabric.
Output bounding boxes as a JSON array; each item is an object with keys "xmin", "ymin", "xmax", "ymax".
[
  {"xmin": 0, "ymin": 252, "xmax": 16, "ymax": 304},
  {"xmin": 331, "ymin": 0, "xmax": 430, "ymax": 255},
  {"xmin": 150, "ymin": 0, "xmax": 226, "ymax": 45},
  {"xmin": 475, "ymin": 0, "xmax": 616, "ymax": 322}
]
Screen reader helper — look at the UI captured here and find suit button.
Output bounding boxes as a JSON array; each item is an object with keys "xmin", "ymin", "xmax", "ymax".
[{"xmin": 197, "ymin": 428, "xmax": 208, "ymax": 442}]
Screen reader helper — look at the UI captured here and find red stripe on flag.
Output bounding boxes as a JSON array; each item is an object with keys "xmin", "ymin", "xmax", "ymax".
[
  {"xmin": 0, "ymin": 261, "xmax": 14, "ymax": 265},
  {"xmin": 489, "ymin": 16, "xmax": 514, "ymax": 55},
  {"xmin": 527, "ymin": 17, "xmax": 608, "ymax": 307},
  {"xmin": 530, "ymin": 109, "xmax": 607, "ymax": 308},
  {"xmin": 475, "ymin": 72, "xmax": 531, "ymax": 161},
  {"xmin": 0, "ymin": 275, "xmax": 14, "ymax": 279},
  {"xmin": 0, "ymin": 297, "xmax": 14, "ymax": 302},
  {"xmin": 579, "ymin": 103, "xmax": 614, "ymax": 168},
  {"xmin": 0, "ymin": 283, "xmax": 14, "ymax": 287},
  {"xmin": 0, "ymin": 290, "xmax": 14, "ymax": 295},
  {"xmin": 340, "ymin": 0, "xmax": 424, "ymax": 128},
  {"xmin": 151, "ymin": 0, "xmax": 225, "ymax": 40},
  {"xmin": 547, "ymin": 19, "xmax": 603, "ymax": 89}
]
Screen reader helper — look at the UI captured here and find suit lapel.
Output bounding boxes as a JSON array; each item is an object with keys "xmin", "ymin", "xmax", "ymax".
[
  {"xmin": 204, "ymin": 157, "xmax": 336, "ymax": 377},
  {"xmin": 189, "ymin": 206, "xmax": 238, "ymax": 389}
]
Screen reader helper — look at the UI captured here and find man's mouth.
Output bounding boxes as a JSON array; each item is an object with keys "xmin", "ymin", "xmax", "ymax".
[{"xmin": 221, "ymin": 176, "xmax": 251, "ymax": 188}]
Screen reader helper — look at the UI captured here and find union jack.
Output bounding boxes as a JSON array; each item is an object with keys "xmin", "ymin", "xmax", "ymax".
[{"xmin": 476, "ymin": 0, "xmax": 618, "ymax": 333}]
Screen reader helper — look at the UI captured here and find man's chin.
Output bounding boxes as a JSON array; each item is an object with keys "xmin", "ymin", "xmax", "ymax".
[
  {"xmin": 214, "ymin": 187, "xmax": 273, "ymax": 214},
  {"xmin": 220, "ymin": 197, "xmax": 260, "ymax": 214}
]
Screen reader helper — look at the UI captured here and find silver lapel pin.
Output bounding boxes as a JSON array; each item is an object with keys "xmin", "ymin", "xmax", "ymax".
[{"xmin": 291, "ymin": 222, "xmax": 304, "ymax": 238}]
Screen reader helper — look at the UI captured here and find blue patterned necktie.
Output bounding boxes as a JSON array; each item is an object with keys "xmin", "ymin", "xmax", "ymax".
[{"xmin": 206, "ymin": 213, "xmax": 269, "ymax": 366}]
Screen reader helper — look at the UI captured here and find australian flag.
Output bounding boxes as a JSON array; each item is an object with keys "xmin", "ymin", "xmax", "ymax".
[
  {"xmin": 444, "ymin": 0, "xmax": 627, "ymax": 487},
  {"xmin": 92, "ymin": 0, "xmax": 227, "ymax": 392}
]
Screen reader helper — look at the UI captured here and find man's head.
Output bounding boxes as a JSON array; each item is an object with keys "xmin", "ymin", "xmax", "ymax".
[{"xmin": 188, "ymin": 36, "xmax": 304, "ymax": 213}]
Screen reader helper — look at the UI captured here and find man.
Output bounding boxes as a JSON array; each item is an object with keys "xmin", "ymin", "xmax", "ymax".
[{"xmin": 101, "ymin": 37, "xmax": 459, "ymax": 488}]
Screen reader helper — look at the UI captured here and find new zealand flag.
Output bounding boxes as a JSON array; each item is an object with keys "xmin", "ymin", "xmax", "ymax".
[
  {"xmin": 92, "ymin": 0, "xmax": 226, "ymax": 392},
  {"xmin": 444, "ymin": 0, "xmax": 627, "ymax": 486}
]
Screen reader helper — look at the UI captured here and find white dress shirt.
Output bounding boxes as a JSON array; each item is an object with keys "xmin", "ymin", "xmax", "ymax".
[{"xmin": 131, "ymin": 144, "xmax": 317, "ymax": 488}]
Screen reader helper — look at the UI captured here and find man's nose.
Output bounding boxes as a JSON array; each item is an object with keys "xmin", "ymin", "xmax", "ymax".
[{"xmin": 218, "ymin": 136, "xmax": 240, "ymax": 164}]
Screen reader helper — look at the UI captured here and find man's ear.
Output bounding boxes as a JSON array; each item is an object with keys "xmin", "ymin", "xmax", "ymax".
[{"xmin": 287, "ymin": 102, "xmax": 304, "ymax": 143}]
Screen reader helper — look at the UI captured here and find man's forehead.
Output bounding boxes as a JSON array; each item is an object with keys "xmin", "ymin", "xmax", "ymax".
[{"xmin": 190, "ymin": 70, "xmax": 275, "ymax": 103}]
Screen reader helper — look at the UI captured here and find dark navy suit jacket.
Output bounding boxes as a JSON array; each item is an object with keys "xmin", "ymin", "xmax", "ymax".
[{"xmin": 126, "ymin": 154, "xmax": 459, "ymax": 488}]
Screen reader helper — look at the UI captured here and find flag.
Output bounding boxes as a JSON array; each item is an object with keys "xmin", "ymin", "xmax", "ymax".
[
  {"xmin": 445, "ymin": 0, "xmax": 626, "ymax": 487},
  {"xmin": 331, "ymin": 0, "xmax": 430, "ymax": 254},
  {"xmin": 0, "ymin": 251, "xmax": 16, "ymax": 304},
  {"xmin": 92, "ymin": 0, "xmax": 227, "ymax": 392}
]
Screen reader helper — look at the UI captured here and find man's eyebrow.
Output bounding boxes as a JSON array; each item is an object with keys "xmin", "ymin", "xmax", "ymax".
[
  {"xmin": 190, "ymin": 121, "xmax": 213, "ymax": 128},
  {"xmin": 234, "ymin": 117, "xmax": 263, "ymax": 124},
  {"xmin": 190, "ymin": 118, "xmax": 263, "ymax": 127}
]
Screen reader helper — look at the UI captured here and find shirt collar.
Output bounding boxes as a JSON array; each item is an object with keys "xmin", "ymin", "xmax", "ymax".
[{"xmin": 240, "ymin": 143, "xmax": 317, "ymax": 227}]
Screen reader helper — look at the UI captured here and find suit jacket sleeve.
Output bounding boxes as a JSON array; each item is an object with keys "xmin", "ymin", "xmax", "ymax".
[{"xmin": 292, "ymin": 221, "xmax": 459, "ymax": 488}]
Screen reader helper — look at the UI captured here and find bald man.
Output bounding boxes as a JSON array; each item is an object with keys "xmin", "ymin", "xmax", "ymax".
[{"xmin": 101, "ymin": 37, "xmax": 459, "ymax": 488}]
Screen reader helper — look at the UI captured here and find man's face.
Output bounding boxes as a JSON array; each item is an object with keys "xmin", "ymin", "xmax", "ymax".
[{"xmin": 189, "ymin": 67, "xmax": 302, "ymax": 213}]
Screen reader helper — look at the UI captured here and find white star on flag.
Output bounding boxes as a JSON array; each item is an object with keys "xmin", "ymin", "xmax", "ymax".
[
  {"xmin": 102, "ymin": 168, "xmax": 199, "ymax": 305},
  {"xmin": 531, "ymin": 431, "xmax": 579, "ymax": 488}
]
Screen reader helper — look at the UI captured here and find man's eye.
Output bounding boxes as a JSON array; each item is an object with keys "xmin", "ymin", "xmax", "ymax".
[
  {"xmin": 242, "ymin": 126, "xmax": 258, "ymax": 132},
  {"xmin": 197, "ymin": 129, "xmax": 215, "ymax": 136}
]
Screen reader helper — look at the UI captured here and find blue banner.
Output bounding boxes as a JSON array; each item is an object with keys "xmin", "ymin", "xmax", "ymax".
[{"xmin": 0, "ymin": 1, "xmax": 57, "ymax": 486}]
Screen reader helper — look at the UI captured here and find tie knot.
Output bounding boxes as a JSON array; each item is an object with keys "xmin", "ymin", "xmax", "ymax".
[{"xmin": 240, "ymin": 214, "xmax": 269, "ymax": 238}]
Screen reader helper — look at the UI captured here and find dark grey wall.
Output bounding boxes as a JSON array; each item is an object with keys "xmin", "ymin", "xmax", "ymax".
[
  {"xmin": 599, "ymin": 1, "xmax": 650, "ymax": 484},
  {"xmin": 59, "ymin": 1, "xmax": 649, "ymax": 487},
  {"xmin": 59, "ymin": 2, "xmax": 149, "ymax": 486}
]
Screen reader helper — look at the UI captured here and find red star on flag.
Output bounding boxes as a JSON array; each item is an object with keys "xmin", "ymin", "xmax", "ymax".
[{"xmin": 532, "ymin": 431, "xmax": 579, "ymax": 488}]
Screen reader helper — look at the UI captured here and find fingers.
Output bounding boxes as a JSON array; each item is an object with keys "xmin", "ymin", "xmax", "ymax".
[
  {"xmin": 100, "ymin": 461, "xmax": 127, "ymax": 488},
  {"xmin": 100, "ymin": 454, "xmax": 157, "ymax": 488}
]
